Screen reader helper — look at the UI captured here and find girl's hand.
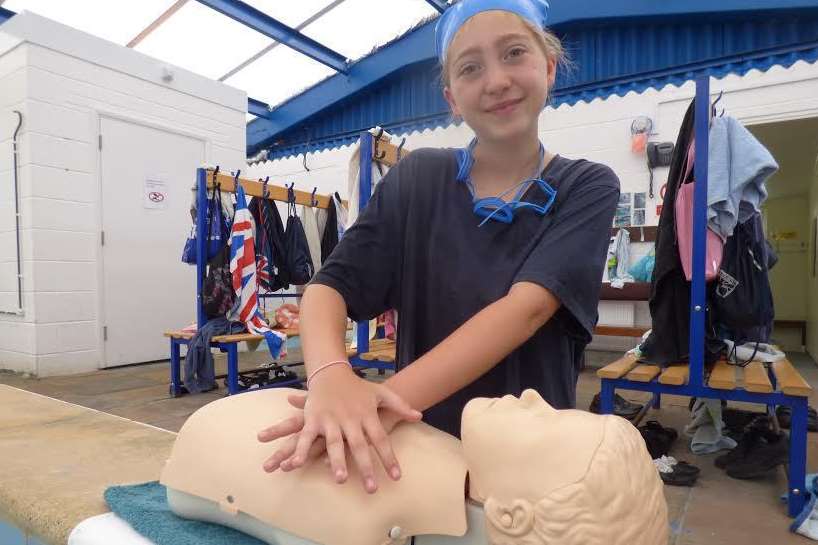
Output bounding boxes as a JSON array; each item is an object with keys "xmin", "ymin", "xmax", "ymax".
[{"xmin": 257, "ymin": 366, "xmax": 421, "ymax": 493}]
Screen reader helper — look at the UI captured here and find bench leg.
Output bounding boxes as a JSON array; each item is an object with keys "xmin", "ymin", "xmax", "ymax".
[
  {"xmin": 600, "ymin": 380, "xmax": 615, "ymax": 415},
  {"xmin": 169, "ymin": 339, "xmax": 182, "ymax": 397},
  {"xmin": 652, "ymin": 393, "xmax": 662, "ymax": 410},
  {"xmin": 226, "ymin": 343, "xmax": 240, "ymax": 395},
  {"xmin": 788, "ymin": 397, "xmax": 809, "ymax": 518}
]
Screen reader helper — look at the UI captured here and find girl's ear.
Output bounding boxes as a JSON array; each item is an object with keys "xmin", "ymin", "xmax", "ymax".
[
  {"xmin": 546, "ymin": 57, "xmax": 557, "ymax": 88},
  {"xmin": 443, "ymin": 86, "xmax": 462, "ymax": 119}
]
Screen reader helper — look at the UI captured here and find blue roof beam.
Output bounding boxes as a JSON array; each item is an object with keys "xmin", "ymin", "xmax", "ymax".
[
  {"xmin": 248, "ymin": 97, "xmax": 272, "ymax": 119},
  {"xmin": 424, "ymin": 0, "xmax": 449, "ymax": 14},
  {"xmin": 0, "ymin": 7, "xmax": 16, "ymax": 24},
  {"xmin": 194, "ymin": 0, "xmax": 348, "ymax": 73}
]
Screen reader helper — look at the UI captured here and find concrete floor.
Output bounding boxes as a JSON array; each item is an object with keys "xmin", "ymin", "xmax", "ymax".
[{"xmin": 2, "ymin": 349, "xmax": 818, "ymax": 544}]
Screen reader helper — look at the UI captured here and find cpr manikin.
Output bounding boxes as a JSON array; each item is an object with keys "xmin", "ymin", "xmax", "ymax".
[{"xmin": 160, "ymin": 389, "xmax": 668, "ymax": 545}]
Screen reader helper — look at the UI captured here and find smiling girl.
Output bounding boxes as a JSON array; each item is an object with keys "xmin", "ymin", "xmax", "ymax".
[{"xmin": 258, "ymin": 0, "xmax": 619, "ymax": 494}]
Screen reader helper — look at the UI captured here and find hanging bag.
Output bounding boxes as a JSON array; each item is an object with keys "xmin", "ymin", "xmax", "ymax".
[
  {"xmin": 712, "ymin": 219, "xmax": 774, "ymax": 332},
  {"xmin": 202, "ymin": 185, "xmax": 236, "ymax": 318},
  {"xmin": 675, "ymin": 139, "xmax": 724, "ymax": 281},
  {"xmin": 181, "ymin": 182, "xmax": 230, "ymax": 264},
  {"xmin": 284, "ymin": 186, "xmax": 315, "ymax": 285}
]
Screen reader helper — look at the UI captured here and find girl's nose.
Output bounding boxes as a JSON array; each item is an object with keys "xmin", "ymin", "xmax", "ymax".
[{"xmin": 483, "ymin": 63, "xmax": 512, "ymax": 95}]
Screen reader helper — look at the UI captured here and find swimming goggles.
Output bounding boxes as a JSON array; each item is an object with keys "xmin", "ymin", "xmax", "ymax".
[{"xmin": 456, "ymin": 139, "xmax": 557, "ymax": 227}]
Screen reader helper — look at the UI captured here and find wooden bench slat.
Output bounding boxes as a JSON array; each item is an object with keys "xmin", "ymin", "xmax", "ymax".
[
  {"xmin": 773, "ymin": 359, "xmax": 813, "ymax": 397},
  {"xmin": 626, "ymin": 364, "xmax": 661, "ymax": 382},
  {"xmin": 743, "ymin": 361, "xmax": 773, "ymax": 393},
  {"xmin": 709, "ymin": 360, "xmax": 737, "ymax": 390},
  {"xmin": 659, "ymin": 365, "xmax": 689, "ymax": 385},
  {"xmin": 347, "ymin": 338, "xmax": 395, "ymax": 357},
  {"xmin": 597, "ymin": 354, "xmax": 639, "ymax": 379},
  {"xmin": 359, "ymin": 351, "xmax": 396, "ymax": 362},
  {"xmin": 164, "ymin": 328, "xmax": 298, "ymax": 343}
]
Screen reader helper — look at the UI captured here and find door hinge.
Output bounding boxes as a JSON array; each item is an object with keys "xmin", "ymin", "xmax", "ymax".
[
  {"xmin": 103, "ymin": 326, "xmax": 108, "ymax": 341},
  {"xmin": 101, "ymin": 231, "xmax": 105, "ymax": 246},
  {"xmin": 98, "ymin": 134, "xmax": 102, "ymax": 150}
]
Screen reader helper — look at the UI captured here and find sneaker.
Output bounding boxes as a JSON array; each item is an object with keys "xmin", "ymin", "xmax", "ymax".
[
  {"xmin": 715, "ymin": 415, "xmax": 773, "ymax": 469},
  {"xmin": 654, "ymin": 458, "xmax": 698, "ymax": 486},
  {"xmin": 726, "ymin": 431, "xmax": 789, "ymax": 479},
  {"xmin": 657, "ymin": 455, "xmax": 700, "ymax": 477},
  {"xmin": 589, "ymin": 393, "xmax": 643, "ymax": 419},
  {"xmin": 638, "ymin": 421, "xmax": 678, "ymax": 459}
]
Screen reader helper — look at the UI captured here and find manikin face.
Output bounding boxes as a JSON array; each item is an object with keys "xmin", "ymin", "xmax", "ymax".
[
  {"xmin": 442, "ymin": 11, "xmax": 556, "ymax": 145},
  {"xmin": 461, "ymin": 389, "xmax": 605, "ymax": 504}
]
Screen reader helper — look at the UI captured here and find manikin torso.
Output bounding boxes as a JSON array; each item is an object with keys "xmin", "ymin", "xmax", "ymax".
[{"xmin": 160, "ymin": 388, "xmax": 668, "ymax": 545}]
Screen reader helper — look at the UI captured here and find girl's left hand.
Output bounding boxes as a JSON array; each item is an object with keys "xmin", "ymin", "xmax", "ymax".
[{"xmin": 258, "ymin": 393, "xmax": 407, "ymax": 475}]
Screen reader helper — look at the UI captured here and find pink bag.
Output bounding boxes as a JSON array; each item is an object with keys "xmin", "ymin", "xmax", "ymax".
[{"xmin": 675, "ymin": 140, "xmax": 723, "ymax": 282}]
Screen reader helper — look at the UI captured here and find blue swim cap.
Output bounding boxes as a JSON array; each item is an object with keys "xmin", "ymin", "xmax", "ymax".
[{"xmin": 435, "ymin": 0, "xmax": 550, "ymax": 63}]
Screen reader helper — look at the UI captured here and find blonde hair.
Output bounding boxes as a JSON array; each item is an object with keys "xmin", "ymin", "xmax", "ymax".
[{"xmin": 440, "ymin": 16, "xmax": 567, "ymax": 87}]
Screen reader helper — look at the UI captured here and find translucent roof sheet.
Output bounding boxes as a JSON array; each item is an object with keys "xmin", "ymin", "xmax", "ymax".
[{"xmin": 2, "ymin": 0, "xmax": 439, "ymax": 114}]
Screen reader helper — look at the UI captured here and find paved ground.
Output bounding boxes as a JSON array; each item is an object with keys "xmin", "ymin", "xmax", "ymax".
[{"xmin": 2, "ymin": 348, "xmax": 818, "ymax": 544}]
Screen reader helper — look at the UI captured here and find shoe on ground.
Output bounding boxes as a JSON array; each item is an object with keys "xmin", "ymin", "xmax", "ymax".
[
  {"xmin": 726, "ymin": 431, "xmax": 789, "ymax": 480},
  {"xmin": 589, "ymin": 393, "xmax": 643, "ymax": 419},
  {"xmin": 654, "ymin": 457, "xmax": 697, "ymax": 486}
]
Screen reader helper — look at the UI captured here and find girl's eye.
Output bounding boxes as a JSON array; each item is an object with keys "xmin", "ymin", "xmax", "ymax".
[
  {"xmin": 459, "ymin": 63, "xmax": 479, "ymax": 76},
  {"xmin": 507, "ymin": 46, "xmax": 526, "ymax": 59}
]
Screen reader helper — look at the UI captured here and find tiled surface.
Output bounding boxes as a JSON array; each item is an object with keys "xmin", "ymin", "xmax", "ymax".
[{"xmin": 1, "ymin": 349, "xmax": 818, "ymax": 544}]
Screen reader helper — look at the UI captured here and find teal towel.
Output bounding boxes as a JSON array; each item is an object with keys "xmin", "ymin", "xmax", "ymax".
[{"xmin": 104, "ymin": 481, "xmax": 266, "ymax": 545}]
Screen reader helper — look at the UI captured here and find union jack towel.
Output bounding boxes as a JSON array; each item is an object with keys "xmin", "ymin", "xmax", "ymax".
[{"xmin": 227, "ymin": 186, "xmax": 286, "ymax": 358}]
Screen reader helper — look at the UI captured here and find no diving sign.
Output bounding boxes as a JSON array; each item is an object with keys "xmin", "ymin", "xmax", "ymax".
[{"xmin": 144, "ymin": 178, "xmax": 168, "ymax": 210}]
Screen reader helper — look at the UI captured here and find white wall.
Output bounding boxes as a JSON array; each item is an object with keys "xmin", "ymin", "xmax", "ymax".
[
  {"xmin": 0, "ymin": 12, "xmax": 246, "ymax": 376},
  {"xmin": 247, "ymin": 60, "xmax": 818, "ymax": 353}
]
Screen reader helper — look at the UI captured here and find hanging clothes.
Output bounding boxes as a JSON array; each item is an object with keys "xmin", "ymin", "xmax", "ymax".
[
  {"xmin": 249, "ymin": 196, "xmax": 289, "ymax": 291},
  {"xmin": 707, "ymin": 116, "xmax": 778, "ymax": 240},
  {"xmin": 227, "ymin": 186, "xmax": 286, "ymax": 358},
  {"xmin": 300, "ymin": 205, "xmax": 323, "ymax": 273},
  {"xmin": 184, "ymin": 317, "xmax": 244, "ymax": 394},
  {"xmin": 640, "ymin": 100, "xmax": 723, "ymax": 365},
  {"xmin": 315, "ymin": 207, "xmax": 328, "ymax": 239},
  {"xmin": 321, "ymin": 197, "xmax": 339, "ymax": 262},
  {"xmin": 334, "ymin": 192, "xmax": 348, "ymax": 240},
  {"xmin": 606, "ymin": 228, "xmax": 634, "ymax": 288}
]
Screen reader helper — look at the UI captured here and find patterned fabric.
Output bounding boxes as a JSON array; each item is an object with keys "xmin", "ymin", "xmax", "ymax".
[{"xmin": 227, "ymin": 186, "xmax": 286, "ymax": 358}]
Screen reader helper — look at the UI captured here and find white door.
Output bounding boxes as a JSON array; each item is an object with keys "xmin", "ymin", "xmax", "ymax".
[{"xmin": 100, "ymin": 117, "xmax": 205, "ymax": 367}]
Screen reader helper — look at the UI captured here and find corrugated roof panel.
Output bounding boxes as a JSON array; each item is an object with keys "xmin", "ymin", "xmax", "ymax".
[{"xmin": 259, "ymin": 11, "xmax": 818, "ymax": 161}]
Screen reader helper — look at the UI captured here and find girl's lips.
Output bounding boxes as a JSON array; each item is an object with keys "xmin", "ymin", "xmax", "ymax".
[{"xmin": 487, "ymin": 98, "xmax": 522, "ymax": 114}]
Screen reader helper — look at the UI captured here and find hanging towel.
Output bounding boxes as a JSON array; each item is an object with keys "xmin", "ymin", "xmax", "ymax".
[
  {"xmin": 684, "ymin": 399, "xmax": 737, "ymax": 455},
  {"xmin": 300, "ymin": 205, "xmax": 322, "ymax": 272},
  {"xmin": 315, "ymin": 207, "xmax": 328, "ymax": 239},
  {"xmin": 321, "ymin": 197, "xmax": 339, "ymax": 262},
  {"xmin": 227, "ymin": 186, "xmax": 286, "ymax": 358},
  {"xmin": 707, "ymin": 116, "xmax": 778, "ymax": 240},
  {"xmin": 606, "ymin": 228, "xmax": 634, "ymax": 288}
]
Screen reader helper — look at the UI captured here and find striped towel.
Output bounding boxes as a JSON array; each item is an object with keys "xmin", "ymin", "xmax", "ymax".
[{"xmin": 227, "ymin": 186, "xmax": 286, "ymax": 358}]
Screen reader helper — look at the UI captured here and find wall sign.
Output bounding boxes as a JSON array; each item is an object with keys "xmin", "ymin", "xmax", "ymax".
[{"xmin": 144, "ymin": 178, "xmax": 168, "ymax": 209}]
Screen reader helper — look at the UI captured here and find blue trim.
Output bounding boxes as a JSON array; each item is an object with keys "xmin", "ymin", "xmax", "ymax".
[
  {"xmin": 194, "ymin": 0, "xmax": 347, "ymax": 73},
  {"xmin": 195, "ymin": 168, "xmax": 208, "ymax": 330},
  {"xmin": 355, "ymin": 131, "xmax": 373, "ymax": 358},
  {"xmin": 248, "ymin": 97, "xmax": 271, "ymax": 119}
]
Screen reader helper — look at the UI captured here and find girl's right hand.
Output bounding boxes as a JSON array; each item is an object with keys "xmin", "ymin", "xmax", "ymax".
[{"xmin": 258, "ymin": 365, "xmax": 422, "ymax": 493}]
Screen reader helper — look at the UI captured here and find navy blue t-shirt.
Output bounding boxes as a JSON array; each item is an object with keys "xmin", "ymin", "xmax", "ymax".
[{"xmin": 312, "ymin": 147, "xmax": 619, "ymax": 436}]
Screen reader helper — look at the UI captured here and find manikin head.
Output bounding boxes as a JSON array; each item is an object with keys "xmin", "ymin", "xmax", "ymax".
[{"xmin": 461, "ymin": 389, "xmax": 669, "ymax": 545}]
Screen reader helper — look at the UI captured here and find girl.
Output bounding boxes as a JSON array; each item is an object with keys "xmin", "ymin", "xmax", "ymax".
[{"xmin": 258, "ymin": 0, "xmax": 619, "ymax": 494}]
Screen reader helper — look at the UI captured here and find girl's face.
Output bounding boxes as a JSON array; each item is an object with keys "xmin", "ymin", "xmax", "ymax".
[{"xmin": 443, "ymin": 11, "xmax": 555, "ymax": 145}]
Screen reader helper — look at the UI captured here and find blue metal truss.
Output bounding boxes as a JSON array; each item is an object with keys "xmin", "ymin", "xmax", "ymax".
[
  {"xmin": 424, "ymin": 0, "xmax": 449, "ymax": 13},
  {"xmin": 194, "ymin": 0, "xmax": 348, "ymax": 73},
  {"xmin": 247, "ymin": 97, "xmax": 272, "ymax": 119},
  {"xmin": 0, "ymin": 7, "xmax": 14, "ymax": 24}
]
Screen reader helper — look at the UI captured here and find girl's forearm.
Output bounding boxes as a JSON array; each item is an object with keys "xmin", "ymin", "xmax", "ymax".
[{"xmin": 385, "ymin": 282, "xmax": 560, "ymax": 411}]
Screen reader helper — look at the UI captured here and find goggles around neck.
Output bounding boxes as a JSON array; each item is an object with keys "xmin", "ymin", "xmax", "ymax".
[{"xmin": 456, "ymin": 138, "xmax": 557, "ymax": 227}]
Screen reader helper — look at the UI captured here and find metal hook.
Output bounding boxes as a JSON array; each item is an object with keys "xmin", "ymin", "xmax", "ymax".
[
  {"xmin": 311, "ymin": 187, "xmax": 318, "ymax": 207},
  {"xmin": 211, "ymin": 165, "xmax": 220, "ymax": 188},
  {"xmin": 711, "ymin": 90, "xmax": 724, "ymax": 117},
  {"xmin": 302, "ymin": 151, "xmax": 310, "ymax": 172},
  {"xmin": 397, "ymin": 137, "xmax": 406, "ymax": 162},
  {"xmin": 261, "ymin": 176, "xmax": 270, "ymax": 199}
]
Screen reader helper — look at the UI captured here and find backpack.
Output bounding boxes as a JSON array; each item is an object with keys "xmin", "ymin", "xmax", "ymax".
[
  {"xmin": 712, "ymin": 216, "xmax": 774, "ymax": 336},
  {"xmin": 249, "ymin": 196, "xmax": 289, "ymax": 291},
  {"xmin": 284, "ymin": 187, "xmax": 315, "ymax": 285},
  {"xmin": 202, "ymin": 241, "xmax": 236, "ymax": 319}
]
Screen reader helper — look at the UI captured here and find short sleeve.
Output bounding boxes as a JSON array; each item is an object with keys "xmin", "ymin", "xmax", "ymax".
[
  {"xmin": 310, "ymin": 158, "xmax": 407, "ymax": 322},
  {"xmin": 513, "ymin": 163, "xmax": 620, "ymax": 341}
]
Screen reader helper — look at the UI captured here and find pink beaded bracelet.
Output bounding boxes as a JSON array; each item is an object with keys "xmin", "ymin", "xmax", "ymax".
[{"xmin": 306, "ymin": 360, "xmax": 352, "ymax": 389}]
